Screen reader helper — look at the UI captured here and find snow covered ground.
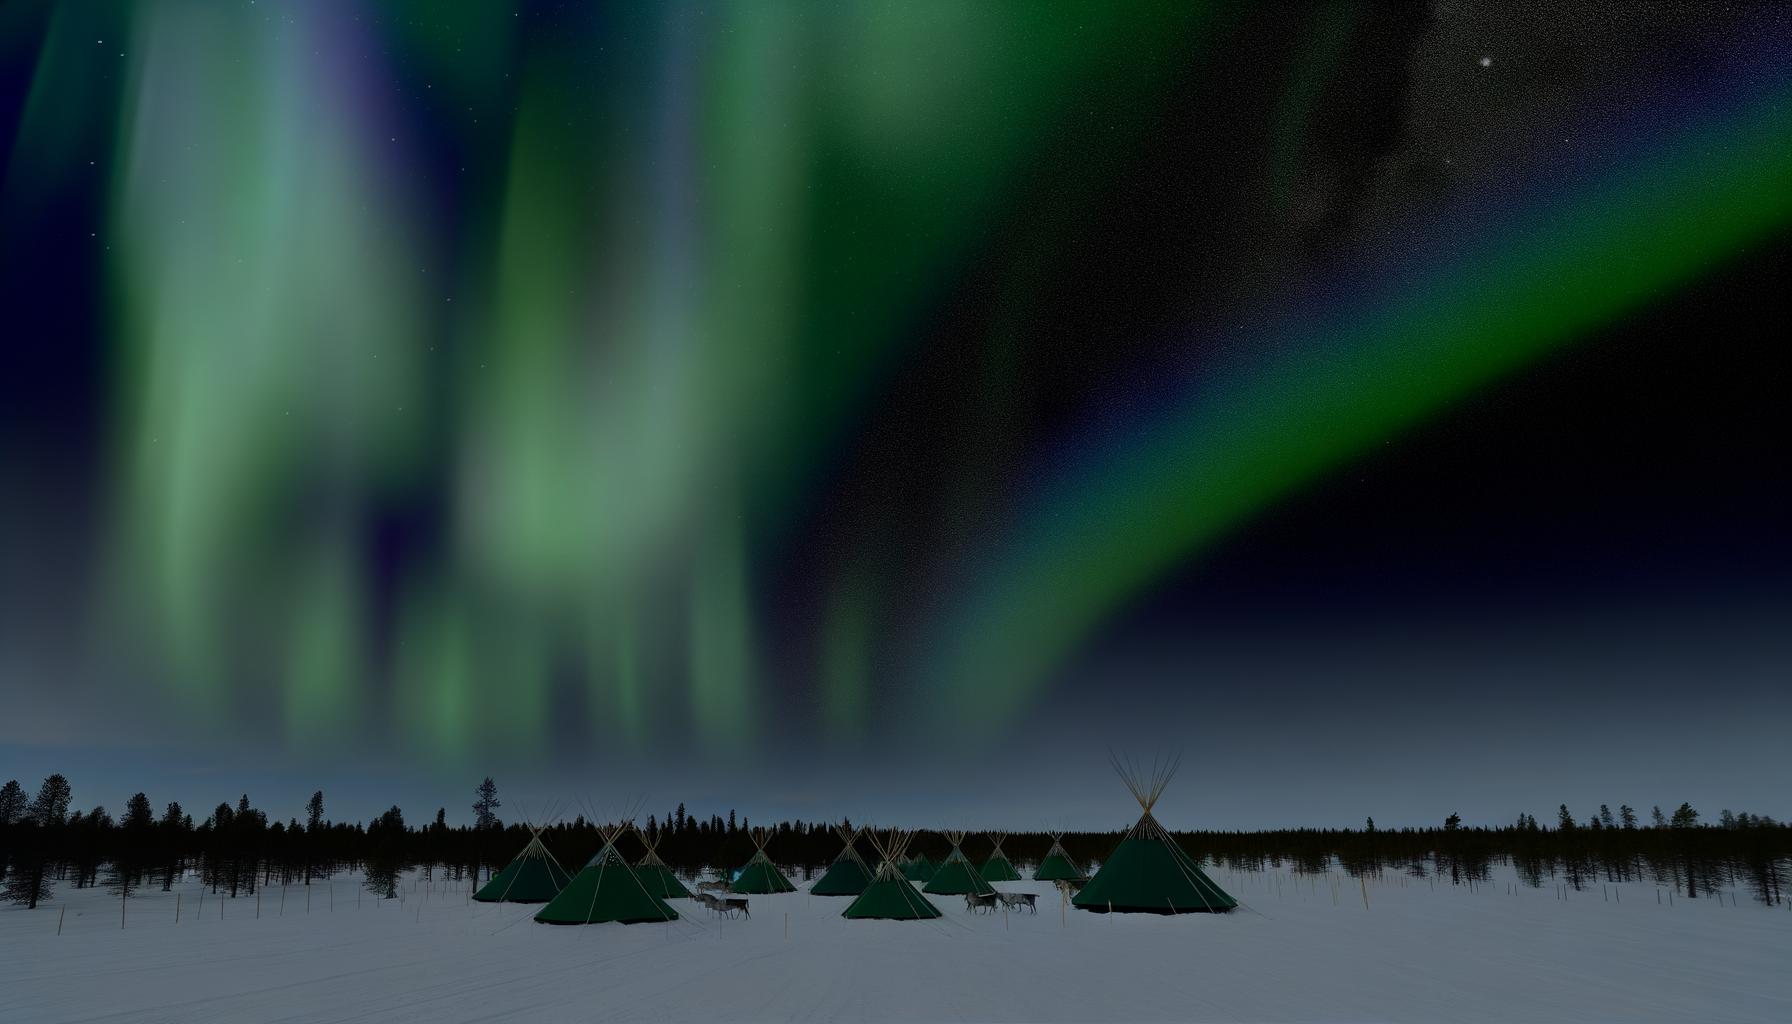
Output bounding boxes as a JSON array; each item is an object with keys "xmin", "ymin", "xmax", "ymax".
[{"xmin": 3, "ymin": 865, "xmax": 1788, "ymax": 1023}]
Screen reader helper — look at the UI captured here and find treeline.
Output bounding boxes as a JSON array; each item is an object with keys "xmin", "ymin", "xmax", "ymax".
[
  {"xmin": 1161, "ymin": 804, "xmax": 1790, "ymax": 907},
  {"xmin": 2, "ymin": 775, "xmax": 1786, "ymax": 910}
]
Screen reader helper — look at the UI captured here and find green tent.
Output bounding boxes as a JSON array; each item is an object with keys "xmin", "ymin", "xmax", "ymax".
[
  {"xmin": 1073, "ymin": 755, "xmax": 1237, "ymax": 914},
  {"xmin": 922, "ymin": 830, "xmax": 996, "ymax": 896},
  {"xmin": 900, "ymin": 855, "xmax": 937, "ymax": 883},
  {"xmin": 810, "ymin": 822, "xmax": 872, "ymax": 897},
  {"xmin": 474, "ymin": 829, "xmax": 573, "ymax": 903},
  {"xmin": 978, "ymin": 833, "xmax": 1023, "ymax": 882},
  {"xmin": 534, "ymin": 823, "xmax": 680, "ymax": 925},
  {"xmin": 844, "ymin": 828, "xmax": 942, "ymax": 921},
  {"xmin": 632, "ymin": 828, "xmax": 691, "ymax": 899},
  {"xmin": 732, "ymin": 826, "xmax": 797, "ymax": 894},
  {"xmin": 1032, "ymin": 832, "xmax": 1088, "ymax": 882}
]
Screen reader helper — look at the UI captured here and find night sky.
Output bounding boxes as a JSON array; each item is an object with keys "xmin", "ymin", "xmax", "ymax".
[{"xmin": 2, "ymin": 1, "xmax": 1787, "ymax": 830}]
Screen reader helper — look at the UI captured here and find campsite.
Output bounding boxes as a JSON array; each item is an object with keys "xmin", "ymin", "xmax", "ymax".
[{"xmin": 3, "ymin": 761, "xmax": 1789, "ymax": 1022}]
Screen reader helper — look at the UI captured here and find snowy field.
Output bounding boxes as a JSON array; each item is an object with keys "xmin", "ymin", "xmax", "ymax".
[{"xmin": 3, "ymin": 865, "xmax": 1789, "ymax": 1023}]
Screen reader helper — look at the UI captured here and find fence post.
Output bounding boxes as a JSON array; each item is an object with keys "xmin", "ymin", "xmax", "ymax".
[{"xmin": 176, "ymin": 892, "xmax": 182, "ymax": 924}]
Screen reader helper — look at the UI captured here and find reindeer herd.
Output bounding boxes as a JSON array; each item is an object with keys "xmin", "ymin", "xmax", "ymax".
[
  {"xmin": 690, "ymin": 881, "xmax": 751, "ymax": 918},
  {"xmin": 692, "ymin": 875, "xmax": 1062, "ymax": 919},
  {"xmin": 963, "ymin": 891, "xmax": 1038, "ymax": 915}
]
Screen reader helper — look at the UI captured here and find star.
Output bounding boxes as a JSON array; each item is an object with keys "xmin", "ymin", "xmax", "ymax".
[{"xmin": 1478, "ymin": 55, "xmax": 1493, "ymax": 68}]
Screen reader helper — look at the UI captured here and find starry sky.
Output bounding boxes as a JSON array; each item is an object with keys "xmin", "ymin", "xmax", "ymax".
[{"xmin": 1, "ymin": 1, "xmax": 1788, "ymax": 829}]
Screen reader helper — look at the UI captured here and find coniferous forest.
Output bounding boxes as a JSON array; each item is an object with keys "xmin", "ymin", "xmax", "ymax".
[{"xmin": 1, "ymin": 774, "xmax": 1786, "ymax": 912}]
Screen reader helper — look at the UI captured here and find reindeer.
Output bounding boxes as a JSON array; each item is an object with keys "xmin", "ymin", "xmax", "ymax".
[
  {"xmin": 997, "ymin": 892, "xmax": 1037, "ymax": 914},
  {"xmin": 721, "ymin": 896, "xmax": 750, "ymax": 919},
  {"xmin": 696, "ymin": 879, "xmax": 732, "ymax": 894},
  {"xmin": 963, "ymin": 892, "xmax": 999, "ymax": 915}
]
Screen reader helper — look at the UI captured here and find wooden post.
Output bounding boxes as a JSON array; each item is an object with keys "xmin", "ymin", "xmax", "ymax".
[
  {"xmin": 307, "ymin": 886, "xmax": 311, "ymax": 914},
  {"xmin": 1361, "ymin": 876, "xmax": 1370, "ymax": 910},
  {"xmin": 122, "ymin": 887, "xmax": 127, "ymax": 928},
  {"xmin": 280, "ymin": 884, "xmax": 286, "ymax": 916},
  {"xmin": 176, "ymin": 892, "xmax": 182, "ymax": 924},
  {"xmin": 58, "ymin": 906, "xmax": 65, "ymax": 935},
  {"xmin": 198, "ymin": 890, "xmax": 204, "ymax": 917},
  {"xmin": 256, "ymin": 892, "xmax": 261, "ymax": 919},
  {"xmin": 784, "ymin": 912, "xmax": 789, "ymax": 940}
]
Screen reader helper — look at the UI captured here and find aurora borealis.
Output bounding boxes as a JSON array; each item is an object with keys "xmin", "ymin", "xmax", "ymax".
[{"xmin": 2, "ymin": 2, "xmax": 1788, "ymax": 824}]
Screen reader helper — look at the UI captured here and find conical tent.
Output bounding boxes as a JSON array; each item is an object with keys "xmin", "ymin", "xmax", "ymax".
[
  {"xmin": 900, "ymin": 855, "xmax": 937, "ymax": 883},
  {"xmin": 978, "ymin": 833, "xmax": 1023, "ymax": 882},
  {"xmin": 732, "ymin": 826, "xmax": 797, "ymax": 894},
  {"xmin": 1032, "ymin": 831, "xmax": 1088, "ymax": 882},
  {"xmin": 1073, "ymin": 753, "xmax": 1237, "ymax": 914},
  {"xmin": 474, "ymin": 827, "xmax": 573, "ymax": 903},
  {"xmin": 631, "ymin": 827, "xmax": 691, "ymax": 899},
  {"xmin": 922, "ymin": 830, "xmax": 996, "ymax": 896},
  {"xmin": 844, "ymin": 828, "xmax": 942, "ymax": 920},
  {"xmin": 534, "ymin": 822, "xmax": 680, "ymax": 925},
  {"xmin": 810, "ymin": 822, "xmax": 872, "ymax": 896}
]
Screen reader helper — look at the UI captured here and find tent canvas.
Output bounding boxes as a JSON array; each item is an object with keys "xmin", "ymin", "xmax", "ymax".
[
  {"xmin": 922, "ymin": 830, "xmax": 996, "ymax": 896},
  {"xmin": 473, "ymin": 827, "xmax": 573, "ymax": 903},
  {"xmin": 978, "ymin": 833, "xmax": 1023, "ymax": 882},
  {"xmin": 1073, "ymin": 753, "xmax": 1237, "ymax": 914},
  {"xmin": 1032, "ymin": 831, "xmax": 1088, "ymax": 882},
  {"xmin": 632, "ymin": 827, "xmax": 691, "ymax": 899},
  {"xmin": 843, "ymin": 828, "xmax": 942, "ymax": 920},
  {"xmin": 900, "ymin": 855, "xmax": 937, "ymax": 883},
  {"xmin": 809, "ymin": 822, "xmax": 872, "ymax": 897},
  {"xmin": 732, "ymin": 826, "xmax": 797, "ymax": 894},
  {"xmin": 534, "ymin": 822, "xmax": 680, "ymax": 925}
]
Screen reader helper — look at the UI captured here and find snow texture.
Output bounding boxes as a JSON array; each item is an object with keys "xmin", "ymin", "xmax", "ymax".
[{"xmin": 3, "ymin": 865, "xmax": 1788, "ymax": 1022}]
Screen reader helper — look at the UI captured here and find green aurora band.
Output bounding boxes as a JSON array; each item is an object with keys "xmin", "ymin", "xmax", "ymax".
[{"xmin": 922, "ymin": 76, "xmax": 1792, "ymax": 734}]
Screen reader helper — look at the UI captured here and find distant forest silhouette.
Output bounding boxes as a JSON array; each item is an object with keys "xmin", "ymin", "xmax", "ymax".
[{"xmin": 2, "ymin": 774, "xmax": 1786, "ymax": 911}]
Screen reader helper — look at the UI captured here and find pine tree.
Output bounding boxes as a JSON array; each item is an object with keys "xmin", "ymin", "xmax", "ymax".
[
  {"xmin": 159, "ymin": 801, "xmax": 185, "ymax": 891},
  {"xmin": 1557, "ymin": 804, "xmax": 1575, "ymax": 831},
  {"xmin": 306, "ymin": 791, "xmax": 325, "ymax": 883},
  {"xmin": 0, "ymin": 779, "xmax": 24, "ymax": 825},
  {"xmin": 1620, "ymin": 804, "xmax": 1638, "ymax": 829},
  {"xmin": 1599, "ymin": 804, "xmax": 1616, "ymax": 829},
  {"xmin": 1651, "ymin": 805, "xmax": 1667, "ymax": 828},
  {"xmin": 472, "ymin": 778, "xmax": 500, "ymax": 830},
  {"xmin": 3, "ymin": 776, "xmax": 72, "ymax": 908}
]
